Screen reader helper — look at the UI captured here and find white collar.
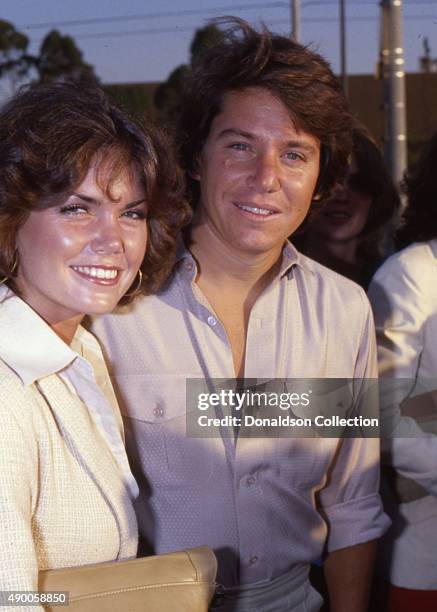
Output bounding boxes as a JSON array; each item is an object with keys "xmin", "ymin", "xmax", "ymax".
[
  {"xmin": 0, "ymin": 286, "xmax": 77, "ymax": 385},
  {"xmin": 429, "ymin": 239, "xmax": 437, "ymax": 259}
]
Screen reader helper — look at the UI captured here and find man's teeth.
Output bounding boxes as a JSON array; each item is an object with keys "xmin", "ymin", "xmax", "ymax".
[
  {"xmin": 237, "ymin": 204, "xmax": 275, "ymax": 216},
  {"xmin": 72, "ymin": 266, "xmax": 118, "ymax": 279}
]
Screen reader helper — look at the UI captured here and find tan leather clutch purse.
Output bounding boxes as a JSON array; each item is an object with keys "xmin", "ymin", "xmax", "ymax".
[{"xmin": 38, "ymin": 546, "xmax": 217, "ymax": 611}]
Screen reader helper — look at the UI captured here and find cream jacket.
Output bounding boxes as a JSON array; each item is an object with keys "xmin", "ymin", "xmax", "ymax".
[{"xmin": 0, "ymin": 288, "xmax": 137, "ymax": 598}]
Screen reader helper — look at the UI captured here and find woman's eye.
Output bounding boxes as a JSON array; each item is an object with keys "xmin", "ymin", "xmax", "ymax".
[
  {"xmin": 122, "ymin": 209, "xmax": 147, "ymax": 221},
  {"xmin": 59, "ymin": 203, "xmax": 89, "ymax": 215}
]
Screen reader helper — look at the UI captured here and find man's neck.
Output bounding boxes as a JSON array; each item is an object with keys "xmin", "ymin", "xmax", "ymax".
[
  {"xmin": 188, "ymin": 223, "xmax": 284, "ymax": 378},
  {"xmin": 189, "ymin": 222, "xmax": 283, "ymax": 293}
]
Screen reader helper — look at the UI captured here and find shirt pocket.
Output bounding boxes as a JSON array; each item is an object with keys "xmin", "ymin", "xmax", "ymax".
[
  {"xmin": 113, "ymin": 374, "xmax": 215, "ymax": 489},
  {"xmin": 274, "ymin": 437, "xmax": 336, "ymax": 494}
]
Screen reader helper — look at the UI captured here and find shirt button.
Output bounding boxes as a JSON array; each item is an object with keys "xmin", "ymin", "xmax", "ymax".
[
  {"xmin": 249, "ymin": 556, "xmax": 258, "ymax": 565},
  {"xmin": 186, "ymin": 262, "xmax": 193, "ymax": 272},
  {"xmin": 246, "ymin": 476, "xmax": 256, "ymax": 487},
  {"xmin": 153, "ymin": 406, "xmax": 164, "ymax": 418},
  {"xmin": 207, "ymin": 315, "xmax": 217, "ymax": 326}
]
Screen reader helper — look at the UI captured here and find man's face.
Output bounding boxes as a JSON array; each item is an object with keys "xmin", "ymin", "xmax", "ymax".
[{"xmin": 193, "ymin": 87, "xmax": 321, "ymax": 259}]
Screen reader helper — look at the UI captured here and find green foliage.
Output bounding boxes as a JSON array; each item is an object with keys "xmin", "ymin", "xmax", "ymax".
[
  {"xmin": 104, "ymin": 82, "xmax": 157, "ymax": 118},
  {"xmin": 189, "ymin": 24, "xmax": 225, "ymax": 63},
  {"xmin": 0, "ymin": 20, "xmax": 97, "ymax": 94},
  {"xmin": 36, "ymin": 30, "xmax": 97, "ymax": 83},
  {"xmin": 154, "ymin": 24, "xmax": 225, "ymax": 124},
  {"xmin": 0, "ymin": 19, "xmax": 28, "ymax": 54},
  {"xmin": 154, "ymin": 64, "xmax": 190, "ymax": 125},
  {"xmin": 0, "ymin": 19, "xmax": 32, "ymax": 85}
]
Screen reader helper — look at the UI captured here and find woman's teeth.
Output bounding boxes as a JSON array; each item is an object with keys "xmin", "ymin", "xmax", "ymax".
[
  {"xmin": 72, "ymin": 266, "xmax": 118, "ymax": 279},
  {"xmin": 236, "ymin": 204, "xmax": 275, "ymax": 216}
]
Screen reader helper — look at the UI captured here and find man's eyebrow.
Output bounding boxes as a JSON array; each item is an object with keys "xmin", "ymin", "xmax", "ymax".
[
  {"xmin": 284, "ymin": 140, "xmax": 319, "ymax": 154},
  {"xmin": 216, "ymin": 128, "xmax": 255, "ymax": 141},
  {"xmin": 216, "ymin": 129, "xmax": 319, "ymax": 154},
  {"xmin": 71, "ymin": 193, "xmax": 147, "ymax": 208}
]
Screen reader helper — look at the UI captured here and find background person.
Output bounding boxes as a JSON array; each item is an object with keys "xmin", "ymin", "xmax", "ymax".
[
  {"xmin": 294, "ymin": 124, "xmax": 400, "ymax": 289},
  {"xmin": 0, "ymin": 81, "xmax": 189, "ymax": 599},
  {"xmin": 368, "ymin": 133, "xmax": 437, "ymax": 611}
]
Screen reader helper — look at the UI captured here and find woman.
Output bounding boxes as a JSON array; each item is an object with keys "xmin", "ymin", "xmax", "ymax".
[
  {"xmin": 0, "ymin": 81, "xmax": 189, "ymax": 596},
  {"xmin": 368, "ymin": 134, "xmax": 437, "ymax": 611},
  {"xmin": 294, "ymin": 124, "xmax": 400, "ymax": 288}
]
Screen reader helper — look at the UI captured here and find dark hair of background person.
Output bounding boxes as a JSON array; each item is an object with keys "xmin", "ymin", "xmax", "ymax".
[
  {"xmin": 349, "ymin": 125, "xmax": 401, "ymax": 261},
  {"xmin": 0, "ymin": 81, "xmax": 191, "ymax": 301},
  {"xmin": 396, "ymin": 132, "xmax": 437, "ymax": 249},
  {"xmin": 293, "ymin": 124, "xmax": 401, "ymax": 289},
  {"xmin": 176, "ymin": 17, "xmax": 353, "ymax": 210}
]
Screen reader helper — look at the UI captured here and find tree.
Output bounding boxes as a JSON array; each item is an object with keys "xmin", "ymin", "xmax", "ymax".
[
  {"xmin": 153, "ymin": 64, "xmax": 190, "ymax": 125},
  {"xmin": 154, "ymin": 24, "xmax": 225, "ymax": 124},
  {"xmin": 0, "ymin": 19, "xmax": 33, "ymax": 94},
  {"xmin": 35, "ymin": 30, "xmax": 97, "ymax": 83},
  {"xmin": 189, "ymin": 24, "xmax": 225, "ymax": 64}
]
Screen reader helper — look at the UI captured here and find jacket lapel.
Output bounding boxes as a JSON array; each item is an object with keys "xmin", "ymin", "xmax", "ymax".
[{"xmin": 36, "ymin": 376, "xmax": 137, "ymax": 559}]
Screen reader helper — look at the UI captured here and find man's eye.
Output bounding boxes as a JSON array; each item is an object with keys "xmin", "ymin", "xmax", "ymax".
[
  {"xmin": 59, "ymin": 203, "xmax": 89, "ymax": 215},
  {"xmin": 229, "ymin": 143, "xmax": 250, "ymax": 151},
  {"xmin": 285, "ymin": 151, "xmax": 304, "ymax": 161}
]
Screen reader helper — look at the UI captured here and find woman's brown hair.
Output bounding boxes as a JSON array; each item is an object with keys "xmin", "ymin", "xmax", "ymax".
[{"xmin": 0, "ymin": 80, "xmax": 191, "ymax": 299}]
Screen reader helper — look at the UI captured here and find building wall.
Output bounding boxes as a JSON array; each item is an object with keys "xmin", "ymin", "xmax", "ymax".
[{"xmin": 348, "ymin": 72, "xmax": 437, "ymax": 152}]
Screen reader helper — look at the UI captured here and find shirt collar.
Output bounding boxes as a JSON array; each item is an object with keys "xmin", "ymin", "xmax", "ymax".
[
  {"xmin": 429, "ymin": 239, "xmax": 437, "ymax": 260},
  {"xmin": 174, "ymin": 237, "xmax": 311, "ymax": 279},
  {"xmin": 0, "ymin": 286, "xmax": 77, "ymax": 386}
]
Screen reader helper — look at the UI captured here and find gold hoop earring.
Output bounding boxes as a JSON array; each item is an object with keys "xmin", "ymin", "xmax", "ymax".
[
  {"xmin": 0, "ymin": 254, "xmax": 18, "ymax": 286},
  {"xmin": 124, "ymin": 269, "xmax": 143, "ymax": 298}
]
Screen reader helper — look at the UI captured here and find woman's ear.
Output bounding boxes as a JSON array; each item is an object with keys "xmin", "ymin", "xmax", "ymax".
[{"xmin": 189, "ymin": 154, "xmax": 202, "ymax": 181}]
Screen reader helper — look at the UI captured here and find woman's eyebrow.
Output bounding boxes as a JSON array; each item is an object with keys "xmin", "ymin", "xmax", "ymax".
[
  {"xmin": 71, "ymin": 193, "xmax": 147, "ymax": 208},
  {"xmin": 124, "ymin": 199, "xmax": 148, "ymax": 209},
  {"xmin": 72, "ymin": 192, "xmax": 96, "ymax": 203}
]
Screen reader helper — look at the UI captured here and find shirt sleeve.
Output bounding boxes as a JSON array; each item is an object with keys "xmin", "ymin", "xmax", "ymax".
[
  {"xmin": 317, "ymin": 292, "xmax": 390, "ymax": 551},
  {"xmin": 0, "ymin": 375, "xmax": 44, "ymax": 609},
  {"xmin": 368, "ymin": 250, "xmax": 437, "ymax": 496}
]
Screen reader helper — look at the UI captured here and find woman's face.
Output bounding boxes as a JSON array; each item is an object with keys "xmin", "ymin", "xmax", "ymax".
[
  {"xmin": 15, "ymin": 161, "xmax": 148, "ymax": 326},
  {"xmin": 308, "ymin": 157, "xmax": 372, "ymax": 244}
]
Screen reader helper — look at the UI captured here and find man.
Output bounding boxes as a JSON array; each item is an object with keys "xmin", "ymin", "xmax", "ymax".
[{"xmin": 91, "ymin": 19, "xmax": 389, "ymax": 611}]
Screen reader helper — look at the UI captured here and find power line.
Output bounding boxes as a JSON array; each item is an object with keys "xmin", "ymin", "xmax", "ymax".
[
  {"xmin": 28, "ymin": 13, "xmax": 436, "ymax": 44},
  {"xmin": 19, "ymin": 2, "xmax": 289, "ymax": 30},
  {"xmin": 23, "ymin": 0, "xmax": 420, "ymax": 31}
]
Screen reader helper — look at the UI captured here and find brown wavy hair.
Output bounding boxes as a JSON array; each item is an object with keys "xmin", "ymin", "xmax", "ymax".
[
  {"xmin": 177, "ymin": 17, "xmax": 353, "ymax": 209},
  {"xmin": 396, "ymin": 132, "xmax": 437, "ymax": 249},
  {"xmin": 0, "ymin": 80, "xmax": 191, "ymax": 300}
]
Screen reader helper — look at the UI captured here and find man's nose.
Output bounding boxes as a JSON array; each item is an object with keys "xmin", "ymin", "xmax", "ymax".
[
  {"xmin": 248, "ymin": 152, "xmax": 281, "ymax": 193},
  {"xmin": 90, "ymin": 217, "xmax": 124, "ymax": 255}
]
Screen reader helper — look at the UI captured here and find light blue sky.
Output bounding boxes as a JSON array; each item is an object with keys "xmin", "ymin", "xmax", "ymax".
[{"xmin": 1, "ymin": 0, "xmax": 436, "ymax": 84}]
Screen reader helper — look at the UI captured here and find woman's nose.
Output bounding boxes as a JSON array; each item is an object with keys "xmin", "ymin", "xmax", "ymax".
[{"xmin": 90, "ymin": 219, "xmax": 124, "ymax": 255}]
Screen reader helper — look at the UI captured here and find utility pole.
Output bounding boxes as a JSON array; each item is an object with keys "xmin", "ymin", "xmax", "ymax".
[
  {"xmin": 291, "ymin": 0, "xmax": 300, "ymax": 42},
  {"xmin": 380, "ymin": 0, "xmax": 407, "ymax": 191},
  {"xmin": 339, "ymin": 0, "xmax": 348, "ymax": 96}
]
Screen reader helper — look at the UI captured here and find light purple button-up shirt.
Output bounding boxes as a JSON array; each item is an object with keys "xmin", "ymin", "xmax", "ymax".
[{"xmin": 91, "ymin": 242, "xmax": 389, "ymax": 586}]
